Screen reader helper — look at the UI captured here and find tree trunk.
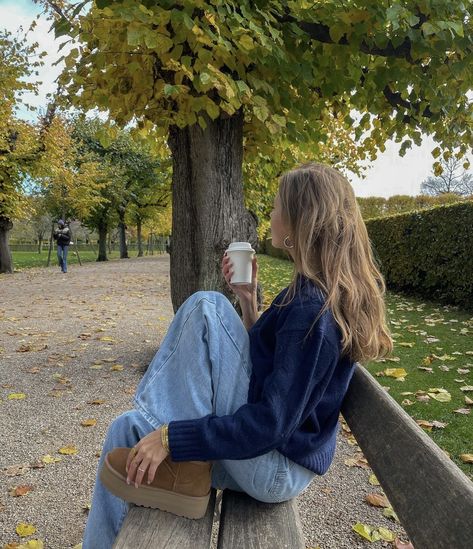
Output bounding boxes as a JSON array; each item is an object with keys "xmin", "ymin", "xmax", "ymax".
[
  {"xmin": 37, "ymin": 236, "xmax": 43, "ymax": 254},
  {"xmin": 97, "ymin": 223, "xmax": 108, "ymax": 261},
  {"xmin": 168, "ymin": 110, "xmax": 257, "ymax": 312},
  {"xmin": 137, "ymin": 218, "xmax": 143, "ymax": 257},
  {"xmin": 118, "ymin": 208, "xmax": 129, "ymax": 259},
  {"xmin": 0, "ymin": 216, "xmax": 13, "ymax": 274},
  {"xmin": 46, "ymin": 223, "xmax": 54, "ymax": 267}
]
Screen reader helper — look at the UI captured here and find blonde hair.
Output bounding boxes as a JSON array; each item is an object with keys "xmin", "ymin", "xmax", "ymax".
[{"xmin": 278, "ymin": 162, "xmax": 393, "ymax": 365}]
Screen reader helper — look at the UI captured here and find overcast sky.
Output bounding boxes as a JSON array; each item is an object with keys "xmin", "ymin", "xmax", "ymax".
[{"xmin": 1, "ymin": 0, "xmax": 450, "ymax": 198}]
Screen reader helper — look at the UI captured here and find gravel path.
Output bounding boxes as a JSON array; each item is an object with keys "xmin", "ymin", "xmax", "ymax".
[{"xmin": 0, "ymin": 256, "xmax": 408, "ymax": 548}]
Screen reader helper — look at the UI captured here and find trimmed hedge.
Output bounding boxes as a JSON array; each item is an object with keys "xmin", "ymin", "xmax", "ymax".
[
  {"xmin": 366, "ymin": 201, "xmax": 473, "ymax": 309},
  {"xmin": 264, "ymin": 238, "xmax": 292, "ymax": 261}
]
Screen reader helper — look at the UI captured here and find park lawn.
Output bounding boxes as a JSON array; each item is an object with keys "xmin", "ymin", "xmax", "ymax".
[
  {"xmin": 11, "ymin": 250, "xmax": 121, "ymax": 270},
  {"xmin": 258, "ymin": 254, "xmax": 473, "ymax": 480}
]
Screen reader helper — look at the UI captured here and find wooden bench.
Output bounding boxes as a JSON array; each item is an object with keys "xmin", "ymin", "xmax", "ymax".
[{"xmin": 113, "ymin": 364, "xmax": 473, "ymax": 549}]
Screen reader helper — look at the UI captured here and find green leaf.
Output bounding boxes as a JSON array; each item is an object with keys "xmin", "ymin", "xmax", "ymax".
[
  {"xmin": 205, "ymin": 99, "xmax": 220, "ymax": 120},
  {"xmin": 239, "ymin": 35, "xmax": 255, "ymax": 51}
]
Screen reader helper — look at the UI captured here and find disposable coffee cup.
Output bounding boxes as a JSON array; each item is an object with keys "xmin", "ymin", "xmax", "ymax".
[{"xmin": 226, "ymin": 242, "xmax": 255, "ymax": 285}]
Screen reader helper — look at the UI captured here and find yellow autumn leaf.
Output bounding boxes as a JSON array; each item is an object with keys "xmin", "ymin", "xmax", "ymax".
[
  {"xmin": 384, "ymin": 368, "xmax": 407, "ymax": 379},
  {"xmin": 81, "ymin": 419, "xmax": 97, "ymax": 427},
  {"xmin": 16, "ymin": 523, "xmax": 36, "ymax": 537},
  {"xmin": 110, "ymin": 364, "xmax": 124, "ymax": 371},
  {"xmin": 17, "ymin": 540, "xmax": 44, "ymax": 549},
  {"xmin": 378, "ymin": 527, "xmax": 396, "ymax": 542},
  {"xmin": 99, "ymin": 336, "xmax": 115, "ymax": 342},
  {"xmin": 398, "ymin": 342, "xmax": 415, "ymax": 348},
  {"xmin": 352, "ymin": 522, "xmax": 374, "ymax": 541},
  {"xmin": 460, "ymin": 454, "xmax": 473, "ymax": 463},
  {"xmin": 368, "ymin": 474, "xmax": 380, "ymax": 486},
  {"xmin": 41, "ymin": 454, "xmax": 62, "ymax": 464},
  {"xmin": 59, "ymin": 445, "xmax": 78, "ymax": 455},
  {"xmin": 8, "ymin": 393, "xmax": 26, "ymax": 400}
]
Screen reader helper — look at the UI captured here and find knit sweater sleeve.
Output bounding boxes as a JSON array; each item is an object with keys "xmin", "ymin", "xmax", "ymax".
[{"xmin": 167, "ymin": 328, "xmax": 339, "ymax": 462}]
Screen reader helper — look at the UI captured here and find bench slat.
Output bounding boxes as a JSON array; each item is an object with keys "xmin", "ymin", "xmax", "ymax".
[
  {"xmin": 341, "ymin": 364, "xmax": 473, "ymax": 549},
  {"xmin": 217, "ymin": 490, "xmax": 305, "ymax": 549},
  {"xmin": 113, "ymin": 490, "xmax": 216, "ymax": 549}
]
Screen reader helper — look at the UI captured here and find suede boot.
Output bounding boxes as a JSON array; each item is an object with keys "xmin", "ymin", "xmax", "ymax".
[{"xmin": 100, "ymin": 447, "xmax": 212, "ymax": 519}]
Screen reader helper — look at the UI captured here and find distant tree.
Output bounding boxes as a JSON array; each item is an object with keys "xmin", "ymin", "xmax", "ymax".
[
  {"xmin": 27, "ymin": 195, "xmax": 52, "ymax": 253},
  {"xmin": 421, "ymin": 157, "xmax": 473, "ymax": 196},
  {"xmin": 0, "ymin": 29, "xmax": 42, "ymax": 273}
]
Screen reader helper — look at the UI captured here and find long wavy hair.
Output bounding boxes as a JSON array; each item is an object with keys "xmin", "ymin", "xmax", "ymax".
[{"xmin": 278, "ymin": 162, "xmax": 393, "ymax": 365}]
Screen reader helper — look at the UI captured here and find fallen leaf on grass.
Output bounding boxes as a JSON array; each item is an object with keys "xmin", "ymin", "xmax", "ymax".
[
  {"xmin": 58, "ymin": 445, "xmax": 78, "ymax": 455},
  {"xmin": 465, "ymin": 396, "xmax": 473, "ymax": 405},
  {"xmin": 427, "ymin": 388, "xmax": 451, "ymax": 402},
  {"xmin": 460, "ymin": 454, "xmax": 473, "ymax": 463},
  {"xmin": 8, "ymin": 393, "xmax": 26, "ymax": 400},
  {"xmin": 16, "ymin": 523, "xmax": 36, "ymax": 537},
  {"xmin": 416, "ymin": 419, "xmax": 448, "ymax": 431},
  {"xmin": 81, "ymin": 419, "xmax": 97, "ymax": 427},
  {"xmin": 460, "ymin": 386, "xmax": 473, "ymax": 392},
  {"xmin": 398, "ymin": 342, "xmax": 415, "ymax": 348},
  {"xmin": 376, "ymin": 368, "xmax": 407, "ymax": 380},
  {"xmin": 9, "ymin": 485, "xmax": 34, "ymax": 497},
  {"xmin": 453, "ymin": 408, "xmax": 471, "ymax": 415},
  {"xmin": 365, "ymin": 493, "xmax": 390, "ymax": 508}
]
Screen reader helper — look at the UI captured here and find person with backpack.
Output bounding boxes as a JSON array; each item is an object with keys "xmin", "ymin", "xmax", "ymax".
[{"xmin": 53, "ymin": 220, "xmax": 72, "ymax": 273}]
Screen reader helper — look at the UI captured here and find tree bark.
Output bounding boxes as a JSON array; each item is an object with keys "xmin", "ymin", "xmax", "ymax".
[
  {"xmin": 136, "ymin": 217, "xmax": 143, "ymax": 257},
  {"xmin": 168, "ymin": 110, "xmax": 257, "ymax": 312},
  {"xmin": 97, "ymin": 222, "xmax": 108, "ymax": 261},
  {"xmin": 0, "ymin": 216, "xmax": 13, "ymax": 274},
  {"xmin": 37, "ymin": 236, "xmax": 43, "ymax": 254},
  {"xmin": 118, "ymin": 207, "xmax": 129, "ymax": 259}
]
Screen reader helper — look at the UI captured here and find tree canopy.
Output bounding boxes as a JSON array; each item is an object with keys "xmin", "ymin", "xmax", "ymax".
[{"xmin": 45, "ymin": 0, "xmax": 472, "ymax": 171}]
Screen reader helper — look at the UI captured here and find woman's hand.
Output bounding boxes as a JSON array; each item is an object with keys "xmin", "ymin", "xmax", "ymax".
[
  {"xmin": 125, "ymin": 428, "xmax": 169, "ymax": 488},
  {"xmin": 221, "ymin": 253, "xmax": 258, "ymax": 305}
]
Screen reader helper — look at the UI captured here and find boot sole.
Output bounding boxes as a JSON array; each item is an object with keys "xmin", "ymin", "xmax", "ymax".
[{"xmin": 99, "ymin": 458, "xmax": 210, "ymax": 520}]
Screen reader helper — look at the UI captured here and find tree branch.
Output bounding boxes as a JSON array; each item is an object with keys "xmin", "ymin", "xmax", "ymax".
[
  {"xmin": 382, "ymin": 85, "xmax": 433, "ymax": 123},
  {"xmin": 279, "ymin": 12, "xmax": 415, "ymax": 63}
]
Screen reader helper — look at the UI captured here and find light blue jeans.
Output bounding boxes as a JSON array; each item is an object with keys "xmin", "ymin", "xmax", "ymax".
[
  {"xmin": 82, "ymin": 291, "xmax": 316, "ymax": 549},
  {"xmin": 57, "ymin": 244, "xmax": 68, "ymax": 272}
]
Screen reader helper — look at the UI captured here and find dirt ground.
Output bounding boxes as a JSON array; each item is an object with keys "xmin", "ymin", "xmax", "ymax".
[{"xmin": 0, "ymin": 256, "xmax": 407, "ymax": 548}]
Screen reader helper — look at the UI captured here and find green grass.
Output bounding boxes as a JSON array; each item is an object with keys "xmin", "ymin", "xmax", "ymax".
[
  {"xmin": 11, "ymin": 250, "xmax": 121, "ymax": 270},
  {"xmin": 257, "ymin": 254, "xmax": 473, "ymax": 479}
]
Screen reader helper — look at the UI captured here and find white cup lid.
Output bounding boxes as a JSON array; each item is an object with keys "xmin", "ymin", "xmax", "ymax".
[{"xmin": 227, "ymin": 242, "xmax": 255, "ymax": 252}]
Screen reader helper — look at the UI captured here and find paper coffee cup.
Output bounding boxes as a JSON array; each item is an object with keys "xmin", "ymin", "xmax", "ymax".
[{"xmin": 226, "ymin": 242, "xmax": 255, "ymax": 285}]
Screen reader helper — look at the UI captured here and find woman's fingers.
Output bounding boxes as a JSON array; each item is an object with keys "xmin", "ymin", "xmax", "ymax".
[{"xmin": 134, "ymin": 460, "xmax": 150, "ymax": 488}]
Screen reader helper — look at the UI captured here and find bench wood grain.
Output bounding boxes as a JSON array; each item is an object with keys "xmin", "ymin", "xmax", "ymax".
[
  {"xmin": 341, "ymin": 364, "xmax": 473, "ymax": 549},
  {"xmin": 113, "ymin": 490, "xmax": 216, "ymax": 549},
  {"xmin": 217, "ymin": 490, "xmax": 305, "ymax": 549}
]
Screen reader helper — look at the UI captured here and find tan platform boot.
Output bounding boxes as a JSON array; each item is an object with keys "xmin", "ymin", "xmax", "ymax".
[{"xmin": 100, "ymin": 447, "xmax": 212, "ymax": 519}]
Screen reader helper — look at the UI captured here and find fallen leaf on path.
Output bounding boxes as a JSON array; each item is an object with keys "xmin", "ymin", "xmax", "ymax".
[
  {"xmin": 9, "ymin": 485, "xmax": 34, "ymax": 497},
  {"xmin": 394, "ymin": 538, "xmax": 415, "ymax": 549},
  {"xmin": 365, "ymin": 493, "xmax": 390, "ymax": 508},
  {"xmin": 368, "ymin": 474, "xmax": 380, "ymax": 486},
  {"xmin": 18, "ymin": 541, "xmax": 44, "ymax": 549},
  {"xmin": 110, "ymin": 364, "xmax": 124, "ymax": 371},
  {"xmin": 16, "ymin": 523, "xmax": 36, "ymax": 537},
  {"xmin": 81, "ymin": 419, "xmax": 97, "ymax": 427},
  {"xmin": 41, "ymin": 455, "xmax": 62, "ymax": 464},
  {"xmin": 58, "ymin": 445, "xmax": 78, "ymax": 455},
  {"xmin": 87, "ymin": 399, "xmax": 105, "ymax": 405},
  {"xmin": 5, "ymin": 464, "xmax": 30, "ymax": 476},
  {"xmin": 383, "ymin": 506, "xmax": 399, "ymax": 522},
  {"xmin": 8, "ymin": 393, "xmax": 26, "ymax": 400}
]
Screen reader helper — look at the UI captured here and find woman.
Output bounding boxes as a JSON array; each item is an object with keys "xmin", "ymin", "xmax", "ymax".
[{"xmin": 82, "ymin": 162, "xmax": 392, "ymax": 548}]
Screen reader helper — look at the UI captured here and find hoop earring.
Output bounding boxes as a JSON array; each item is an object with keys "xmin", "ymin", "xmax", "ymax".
[{"xmin": 284, "ymin": 236, "xmax": 294, "ymax": 249}]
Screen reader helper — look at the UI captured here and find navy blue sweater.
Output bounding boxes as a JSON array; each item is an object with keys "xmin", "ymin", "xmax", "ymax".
[{"xmin": 169, "ymin": 277, "xmax": 355, "ymax": 474}]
